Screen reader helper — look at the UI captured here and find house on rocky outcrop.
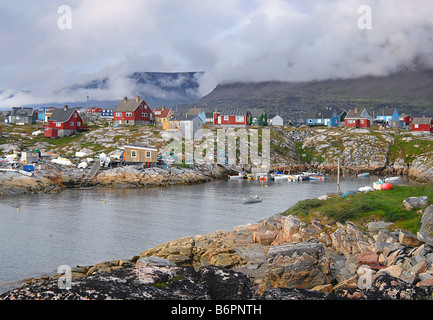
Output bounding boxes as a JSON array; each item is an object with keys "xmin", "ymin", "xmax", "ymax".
[
  {"xmin": 344, "ymin": 108, "xmax": 372, "ymax": 128},
  {"xmin": 7, "ymin": 107, "xmax": 36, "ymax": 125},
  {"xmin": 44, "ymin": 106, "xmax": 85, "ymax": 138},
  {"xmin": 213, "ymin": 109, "xmax": 250, "ymax": 127},
  {"xmin": 123, "ymin": 144, "xmax": 158, "ymax": 166},
  {"xmin": 306, "ymin": 109, "xmax": 335, "ymax": 127},
  {"xmin": 411, "ymin": 117, "xmax": 433, "ymax": 133},
  {"xmin": 113, "ymin": 96, "xmax": 154, "ymax": 126},
  {"xmin": 187, "ymin": 106, "xmax": 206, "ymax": 123},
  {"xmin": 249, "ymin": 109, "xmax": 268, "ymax": 126},
  {"xmin": 163, "ymin": 114, "xmax": 203, "ymax": 140},
  {"xmin": 154, "ymin": 106, "xmax": 173, "ymax": 123}
]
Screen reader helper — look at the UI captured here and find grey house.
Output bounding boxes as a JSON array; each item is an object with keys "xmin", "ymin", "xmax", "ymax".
[{"xmin": 8, "ymin": 107, "xmax": 36, "ymax": 125}]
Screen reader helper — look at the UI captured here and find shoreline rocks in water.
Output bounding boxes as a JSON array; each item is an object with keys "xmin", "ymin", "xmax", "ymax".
[{"xmin": 3, "ymin": 203, "xmax": 433, "ymax": 300}]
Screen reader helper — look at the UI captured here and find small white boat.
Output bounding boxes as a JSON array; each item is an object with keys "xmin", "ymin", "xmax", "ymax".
[
  {"xmin": 243, "ymin": 195, "xmax": 262, "ymax": 204},
  {"xmin": 272, "ymin": 174, "xmax": 290, "ymax": 181},
  {"xmin": 229, "ymin": 172, "xmax": 246, "ymax": 180}
]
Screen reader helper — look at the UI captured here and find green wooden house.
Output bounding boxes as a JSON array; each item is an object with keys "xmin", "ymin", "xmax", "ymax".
[{"xmin": 249, "ymin": 109, "xmax": 268, "ymax": 126}]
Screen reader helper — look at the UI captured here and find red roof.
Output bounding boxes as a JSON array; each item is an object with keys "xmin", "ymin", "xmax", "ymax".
[{"xmin": 154, "ymin": 107, "xmax": 171, "ymax": 118}]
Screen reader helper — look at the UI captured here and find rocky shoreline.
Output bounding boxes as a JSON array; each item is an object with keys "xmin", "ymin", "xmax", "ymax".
[
  {"xmin": 0, "ymin": 163, "xmax": 238, "ymax": 196},
  {"xmin": 2, "ymin": 195, "xmax": 433, "ymax": 300}
]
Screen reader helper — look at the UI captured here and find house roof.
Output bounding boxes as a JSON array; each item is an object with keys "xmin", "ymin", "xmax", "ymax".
[
  {"xmin": 49, "ymin": 107, "xmax": 78, "ymax": 123},
  {"xmin": 170, "ymin": 113, "xmax": 199, "ymax": 121},
  {"xmin": 124, "ymin": 144, "xmax": 157, "ymax": 151},
  {"xmin": 376, "ymin": 108, "xmax": 397, "ymax": 117},
  {"xmin": 11, "ymin": 107, "xmax": 35, "ymax": 117},
  {"xmin": 154, "ymin": 107, "xmax": 172, "ymax": 118},
  {"xmin": 114, "ymin": 97, "xmax": 148, "ymax": 112},
  {"xmin": 219, "ymin": 109, "xmax": 249, "ymax": 116},
  {"xmin": 249, "ymin": 109, "xmax": 267, "ymax": 118},
  {"xmin": 346, "ymin": 108, "xmax": 370, "ymax": 119},
  {"xmin": 412, "ymin": 117, "xmax": 433, "ymax": 125},
  {"xmin": 187, "ymin": 107, "xmax": 204, "ymax": 116},
  {"xmin": 306, "ymin": 109, "xmax": 334, "ymax": 119}
]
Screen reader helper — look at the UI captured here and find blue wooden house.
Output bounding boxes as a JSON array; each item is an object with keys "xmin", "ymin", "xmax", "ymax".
[
  {"xmin": 330, "ymin": 109, "xmax": 339, "ymax": 127},
  {"xmin": 376, "ymin": 108, "xmax": 399, "ymax": 127},
  {"xmin": 306, "ymin": 109, "xmax": 334, "ymax": 127}
]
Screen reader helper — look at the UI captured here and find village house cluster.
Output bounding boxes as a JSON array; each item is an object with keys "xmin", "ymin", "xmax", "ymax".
[
  {"xmin": 306, "ymin": 106, "xmax": 431, "ymax": 133},
  {"xmin": 0, "ymin": 97, "xmax": 432, "ymax": 171}
]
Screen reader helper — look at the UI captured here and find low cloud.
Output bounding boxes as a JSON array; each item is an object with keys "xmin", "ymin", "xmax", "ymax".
[{"xmin": 0, "ymin": 0, "xmax": 432, "ymax": 108}]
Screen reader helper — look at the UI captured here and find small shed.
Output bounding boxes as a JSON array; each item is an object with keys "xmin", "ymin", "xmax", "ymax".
[
  {"xmin": 123, "ymin": 145, "xmax": 158, "ymax": 165},
  {"xmin": 271, "ymin": 115, "xmax": 284, "ymax": 126}
]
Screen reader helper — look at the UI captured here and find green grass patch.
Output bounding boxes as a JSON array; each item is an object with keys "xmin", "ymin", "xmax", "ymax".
[
  {"xmin": 389, "ymin": 135, "xmax": 433, "ymax": 163},
  {"xmin": 283, "ymin": 184, "xmax": 433, "ymax": 233}
]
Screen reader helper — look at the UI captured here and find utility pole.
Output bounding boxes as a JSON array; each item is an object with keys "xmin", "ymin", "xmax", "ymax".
[{"xmin": 337, "ymin": 158, "xmax": 341, "ymax": 194}]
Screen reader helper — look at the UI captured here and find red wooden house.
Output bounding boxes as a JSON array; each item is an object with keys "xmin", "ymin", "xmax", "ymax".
[
  {"xmin": 411, "ymin": 117, "xmax": 433, "ymax": 132},
  {"xmin": 213, "ymin": 109, "xmax": 250, "ymax": 127},
  {"xmin": 344, "ymin": 108, "xmax": 372, "ymax": 128},
  {"xmin": 44, "ymin": 106, "xmax": 85, "ymax": 138},
  {"xmin": 113, "ymin": 96, "xmax": 154, "ymax": 126}
]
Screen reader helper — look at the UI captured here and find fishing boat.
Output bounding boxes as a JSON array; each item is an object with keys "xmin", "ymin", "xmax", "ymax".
[
  {"xmin": 308, "ymin": 175, "xmax": 326, "ymax": 181},
  {"xmin": 272, "ymin": 173, "xmax": 290, "ymax": 181},
  {"xmin": 357, "ymin": 172, "xmax": 370, "ymax": 177},
  {"xmin": 243, "ymin": 195, "xmax": 262, "ymax": 204},
  {"xmin": 228, "ymin": 172, "xmax": 246, "ymax": 180}
]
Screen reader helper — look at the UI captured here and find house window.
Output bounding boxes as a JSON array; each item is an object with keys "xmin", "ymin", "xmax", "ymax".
[
  {"xmin": 74, "ymin": 113, "xmax": 77, "ymax": 118},
  {"xmin": 115, "ymin": 113, "xmax": 122, "ymax": 117},
  {"xmin": 70, "ymin": 121, "xmax": 74, "ymax": 126},
  {"xmin": 236, "ymin": 116, "xmax": 244, "ymax": 122},
  {"xmin": 361, "ymin": 120, "xmax": 364, "ymax": 124},
  {"xmin": 415, "ymin": 124, "xmax": 419, "ymax": 128},
  {"xmin": 309, "ymin": 119, "xmax": 313, "ymax": 123},
  {"xmin": 142, "ymin": 113, "xmax": 147, "ymax": 118},
  {"xmin": 131, "ymin": 150, "xmax": 137, "ymax": 157},
  {"xmin": 146, "ymin": 151, "xmax": 151, "ymax": 158},
  {"xmin": 126, "ymin": 112, "xmax": 132, "ymax": 117},
  {"xmin": 224, "ymin": 116, "xmax": 228, "ymax": 121},
  {"xmin": 56, "ymin": 123, "xmax": 61, "ymax": 127},
  {"xmin": 77, "ymin": 121, "xmax": 81, "ymax": 126}
]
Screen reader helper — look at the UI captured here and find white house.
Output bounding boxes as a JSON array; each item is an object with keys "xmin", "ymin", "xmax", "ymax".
[
  {"xmin": 270, "ymin": 115, "xmax": 284, "ymax": 126},
  {"xmin": 170, "ymin": 114, "xmax": 203, "ymax": 140}
]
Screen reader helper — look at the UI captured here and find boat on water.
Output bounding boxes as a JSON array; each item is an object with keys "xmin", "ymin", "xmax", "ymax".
[
  {"xmin": 384, "ymin": 176, "xmax": 401, "ymax": 182},
  {"xmin": 272, "ymin": 173, "xmax": 290, "ymax": 181},
  {"xmin": 243, "ymin": 195, "xmax": 262, "ymax": 204},
  {"xmin": 308, "ymin": 173, "xmax": 330, "ymax": 181},
  {"xmin": 228, "ymin": 172, "xmax": 246, "ymax": 180},
  {"xmin": 357, "ymin": 172, "xmax": 370, "ymax": 177}
]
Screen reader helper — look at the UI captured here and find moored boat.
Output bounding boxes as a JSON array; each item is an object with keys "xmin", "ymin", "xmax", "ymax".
[
  {"xmin": 243, "ymin": 195, "xmax": 262, "ymax": 204},
  {"xmin": 228, "ymin": 172, "xmax": 246, "ymax": 180}
]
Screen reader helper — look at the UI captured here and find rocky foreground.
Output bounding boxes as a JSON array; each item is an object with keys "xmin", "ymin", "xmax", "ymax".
[{"xmin": 3, "ymin": 196, "xmax": 433, "ymax": 300}]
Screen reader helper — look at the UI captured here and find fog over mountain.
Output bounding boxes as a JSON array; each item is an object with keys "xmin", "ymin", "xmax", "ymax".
[{"xmin": 0, "ymin": 1, "xmax": 432, "ymax": 109}]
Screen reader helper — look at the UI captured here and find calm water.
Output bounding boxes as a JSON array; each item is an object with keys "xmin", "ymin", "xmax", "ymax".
[{"xmin": 0, "ymin": 175, "xmax": 398, "ymax": 293}]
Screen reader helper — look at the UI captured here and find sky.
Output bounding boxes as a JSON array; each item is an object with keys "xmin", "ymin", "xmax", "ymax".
[{"xmin": 1, "ymin": 0, "xmax": 433, "ymax": 108}]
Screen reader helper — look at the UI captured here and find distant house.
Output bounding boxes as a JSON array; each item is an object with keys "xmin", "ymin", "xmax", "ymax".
[
  {"xmin": 270, "ymin": 115, "xmax": 284, "ymax": 126},
  {"xmin": 113, "ymin": 96, "xmax": 154, "ymax": 126},
  {"xmin": 154, "ymin": 106, "xmax": 173, "ymax": 123},
  {"xmin": 376, "ymin": 107, "xmax": 399, "ymax": 127},
  {"xmin": 213, "ymin": 109, "xmax": 250, "ymax": 127},
  {"xmin": 8, "ymin": 107, "xmax": 36, "ymax": 125},
  {"xmin": 344, "ymin": 108, "xmax": 372, "ymax": 128},
  {"xmin": 123, "ymin": 144, "xmax": 158, "ymax": 165},
  {"xmin": 411, "ymin": 117, "xmax": 433, "ymax": 133},
  {"xmin": 249, "ymin": 109, "xmax": 268, "ymax": 126},
  {"xmin": 164, "ymin": 114, "xmax": 202, "ymax": 140},
  {"xmin": 44, "ymin": 106, "xmax": 85, "ymax": 138},
  {"xmin": 101, "ymin": 109, "xmax": 114, "ymax": 118},
  {"xmin": 399, "ymin": 114, "xmax": 413, "ymax": 127},
  {"xmin": 330, "ymin": 109, "xmax": 339, "ymax": 127},
  {"xmin": 85, "ymin": 107, "xmax": 103, "ymax": 114},
  {"xmin": 306, "ymin": 109, "xmax": 334, "ymax": 127},
  {"xmin": 187, "ymin": 107, "xmax": 206, "ymax": 123}
]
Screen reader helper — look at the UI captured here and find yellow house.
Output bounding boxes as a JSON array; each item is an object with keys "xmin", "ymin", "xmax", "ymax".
[{"xmin": 154, "ymin": 106, "xmax": 173, "ymax": 124}]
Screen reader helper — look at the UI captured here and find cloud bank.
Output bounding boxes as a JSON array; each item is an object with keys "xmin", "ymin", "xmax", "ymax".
[{"xmin": 0, "ymin": 0, "xmax": 432, "ymax": 108}]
